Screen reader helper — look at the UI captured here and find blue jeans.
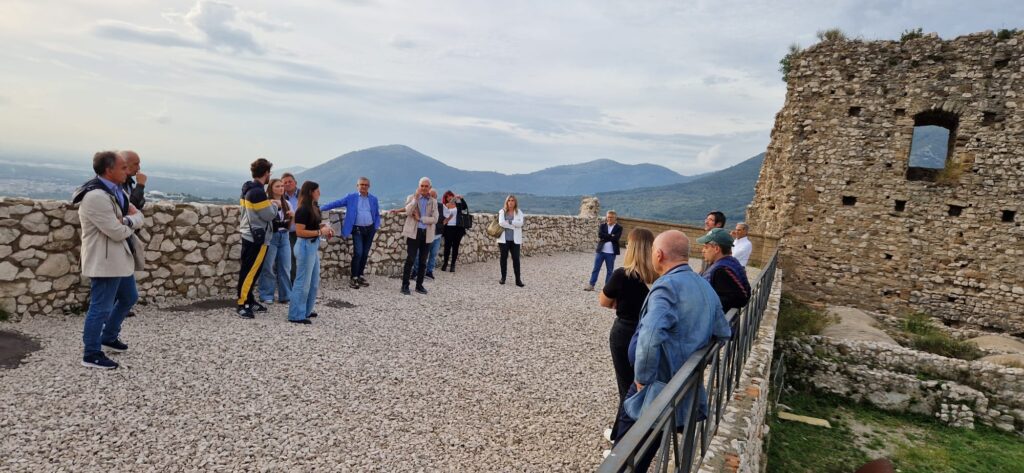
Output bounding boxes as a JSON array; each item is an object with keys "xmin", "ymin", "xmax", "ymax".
[
  {"xmin": 351, "ymin": 225, "xmax": 376, "ymax": 278},
  {"xmin": 413, "ymin": 237, "xmax": 442, "ymax": 275},
  {"xmin": 82, "ymin": 275, "xmax": 138, "ymax": 357},
  {"xmin": 289, "ymin": 238, "xmax": 321, "ymax": 321},
  {"xmin": 258, "ymin": 231, "xmax": 292, "ymax": 302},
  {"xmin": 589, "ymin": 252, "xmax": 616, "ymax": 286}
]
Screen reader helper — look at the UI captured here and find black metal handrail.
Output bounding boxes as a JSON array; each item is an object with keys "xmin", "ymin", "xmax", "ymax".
[{"xmin": 597, "ymin": 251, "xmax": 780, "ymax": 473}]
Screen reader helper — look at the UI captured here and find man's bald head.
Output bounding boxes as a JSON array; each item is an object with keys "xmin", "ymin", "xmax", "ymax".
[
  {"xmin": 119, "ymin": 150, "xmax": 140, "ymax": 176},
  {"xmin": 653, "ymin": 230, "xmax": 690, "ymax": 274}
]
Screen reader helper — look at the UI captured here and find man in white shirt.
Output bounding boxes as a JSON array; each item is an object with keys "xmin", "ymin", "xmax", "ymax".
[
  {"xmin": 585, "ymin": 210, "xmax": 622, "ymax": 291},
  {"xmin": 732, "ymin": 222, "xmax": 753, "ymax": 267}
]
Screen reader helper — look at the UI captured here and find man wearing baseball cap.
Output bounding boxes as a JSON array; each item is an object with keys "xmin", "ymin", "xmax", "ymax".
[{"xmin": 697, "ymin": 227, "xmax": 751, "ymax": 312}]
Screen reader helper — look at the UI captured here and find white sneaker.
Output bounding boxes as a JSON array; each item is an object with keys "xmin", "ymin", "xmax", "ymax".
[
  {"xmin": 584, "ymin": 284, "xmax": 595, "ymax": 291},
  {"xmin": 602, "ymin": 449, "xmax": 612, "ymax": 459},
  {"xmin": 603, "ymin": 428, "xmax": 613, "ymax": 442}
]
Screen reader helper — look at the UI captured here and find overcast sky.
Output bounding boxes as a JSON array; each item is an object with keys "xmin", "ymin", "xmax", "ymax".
[{"xmin": 0, "ymin": 1, "xmax": 1019, "ymax": 175}]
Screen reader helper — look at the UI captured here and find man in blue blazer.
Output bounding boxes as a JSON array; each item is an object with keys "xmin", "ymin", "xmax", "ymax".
[
  {"xmin": 586, "ymin": 210, "xmax": 622, "ymax": 291},
  {"xmin": 321, "ymin": 177, "xmax": 381, "ymax": 289}
]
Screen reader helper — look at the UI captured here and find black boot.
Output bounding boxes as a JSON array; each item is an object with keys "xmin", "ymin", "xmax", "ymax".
[
  {"xmin": 441, "ymin": 260, "xmax": 448, "ymax": 272},
  {"xmin": 449, "ymin": 261, "xmax": 456, "ymax": 273}
]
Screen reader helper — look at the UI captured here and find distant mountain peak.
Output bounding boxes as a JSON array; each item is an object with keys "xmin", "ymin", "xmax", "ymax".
[{"xmin": 299, "ymin": 144, "xmax": 697, "ymax": 201}]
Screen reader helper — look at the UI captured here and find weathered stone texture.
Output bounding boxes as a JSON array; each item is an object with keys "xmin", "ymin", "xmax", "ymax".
[
  {"xmin": 748, "ymin": 32, "xmax": 1024, "ymax": 333},
  {"xmin": 780, "ymin": 335, "xmax": 1024, "ymax": 434},
  {"xmin": 0, "ymin": 197, "xmax": 595, "ymax": 320}
]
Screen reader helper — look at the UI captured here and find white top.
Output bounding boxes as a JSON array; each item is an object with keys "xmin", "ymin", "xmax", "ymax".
[
  {"xmin": 601, "ymin": 224, "xmax": 617, "ymax": 254},
  {"xmin": 733, "ymin": 236, "xmax": 752, "ymax": 266},
  {"xmin": 495, "ymin": 208, "xmax": 524, "ymax": 245},
  {"xmin": 444, "ymin": 206, "xmax": 458, "ymax": 226}
]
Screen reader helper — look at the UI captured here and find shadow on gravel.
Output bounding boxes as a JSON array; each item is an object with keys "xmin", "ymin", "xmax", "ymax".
[
  {"xmin": 167, "ymin": 299, "xmax": 236, "ymax": 312},
  {"xmin": 324, "ymin": 299, "xmax": 356, "ymax": 309},
  {"xmin": 0, "ymin": 330, "xmax": 42, "ymax": 369}
]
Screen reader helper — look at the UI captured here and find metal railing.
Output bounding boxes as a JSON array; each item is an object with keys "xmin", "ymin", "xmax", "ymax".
[{"xmin": 597, "ymin": 251, "xmax": 780, "ymax": 473}]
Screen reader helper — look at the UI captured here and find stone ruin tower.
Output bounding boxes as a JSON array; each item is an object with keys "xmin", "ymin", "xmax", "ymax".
[{"xmin": 747, "ymin": 31, "xmax": 1024, "ymax": 334}]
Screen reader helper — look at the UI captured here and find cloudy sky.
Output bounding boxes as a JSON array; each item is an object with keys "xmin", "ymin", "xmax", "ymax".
[{"xmin": 0, "ymin": 1, "xmax": 1019, "ymax": 175}]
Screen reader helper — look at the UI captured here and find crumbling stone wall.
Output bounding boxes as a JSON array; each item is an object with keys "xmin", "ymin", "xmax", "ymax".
[
  {"xmin": 780, "ymin": 336, "xmax": 1024, "ymax": 434},
  {"xmin": 0, "ymin": 197, "xmax": 595, "ymax": 320},
  {"xmin": 748, "ymin": 32, "xmax": 1024, "ymax": 334}
]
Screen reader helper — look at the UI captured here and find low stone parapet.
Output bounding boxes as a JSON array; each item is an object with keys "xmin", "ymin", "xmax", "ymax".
[
  {"xmin": 0, "ymin": 197, "xmax": 596, "ymax": 320},
  {"xmin": 699, "ymin": 269, "xmax": 782, "ymax": 473}
]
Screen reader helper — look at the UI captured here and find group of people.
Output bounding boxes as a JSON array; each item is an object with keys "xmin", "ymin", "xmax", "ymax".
[
  {"xmin": 74, "ymin": 153, "xmax": 530, "ymax": 368},
  {"xmin": 72, "ymin": 151, "xmax": 754, "ymax": 466},
  {"xmin": 587, "ymin": 210, "xmax": 753, "ymax": 468}
]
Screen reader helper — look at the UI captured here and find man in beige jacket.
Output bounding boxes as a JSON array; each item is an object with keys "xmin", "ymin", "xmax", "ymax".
[
  {"xmin": 400, "ymin": 177, "xmax": 437, "ymax": 295},
  {"xmin": 71, "ymin": 151, "xmax": 145, "ymax": 369}
]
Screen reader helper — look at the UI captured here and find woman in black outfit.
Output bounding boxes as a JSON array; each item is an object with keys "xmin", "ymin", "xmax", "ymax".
[
  {"xmin": 598, "ymin": 227, "xmax": 658, "ymax": 442},
  {"xmin": 440, "ymin": 190, "xmax": 469, "ymax": 272}
]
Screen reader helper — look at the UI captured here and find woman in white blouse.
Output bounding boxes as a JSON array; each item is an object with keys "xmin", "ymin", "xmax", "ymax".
[{"xmin": 496, "ymin": 194, "xmax": 524, "ymax": 287}]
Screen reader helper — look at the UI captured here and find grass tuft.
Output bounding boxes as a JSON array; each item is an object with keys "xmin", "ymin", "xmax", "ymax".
[
  {"xmin": 776, "ymin": 294, "xmax": 834, "ymax": 339},
  {"xmin": 900, "ymin": 312, "xmax": 982, "ymax": 360}
]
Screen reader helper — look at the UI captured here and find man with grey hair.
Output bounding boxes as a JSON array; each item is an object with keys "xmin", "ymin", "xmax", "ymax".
[
  {"xmin": 119, "ymin": 150, "xmax": 147, "ymax": 210},
  {"xmin": 731, "ymin": 222, "xmax": 752, "ymax": 267},
  {"xmin": 320, "ymin": 176, "xmax": 381, "ymax": 289},
  {"xmin": 613, "ymin": 230, "xmax": 730, "ymax": 468},
  {"xmin": 119, "ymin": 150, "xmax": 146, "ymax": 318},
  {"xmin": 71, "ymin": 151, "xmax": 146, "ymax": 369},
  {"xmin": 399, "ymin": 177, "xmax": 438, "ymax": 295}
]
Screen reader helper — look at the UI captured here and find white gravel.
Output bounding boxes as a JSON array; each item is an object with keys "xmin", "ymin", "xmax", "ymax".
[{"xmin": 1, "ymin": 252, "xmax": 629, "ymax": 472}]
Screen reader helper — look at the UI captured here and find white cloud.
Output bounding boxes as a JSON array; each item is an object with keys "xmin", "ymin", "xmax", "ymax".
[{"xmin": 3, "ymin": 0, "xmax": 1022, "ymax": 175}]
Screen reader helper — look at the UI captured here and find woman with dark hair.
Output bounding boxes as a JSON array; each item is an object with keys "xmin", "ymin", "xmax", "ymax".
[
  {"xmin": 288, "ymin": 181, "xmax": 333, "ymax": 324},
  {"xmin": 598, "ymin": 227, "xmax": 658, "ymax": 444},
  {"xmin": 440, "ymin": 190, "xmax": 469, "ymax": 273},
  {"xmin": 496, "ymin": 194, "xmax": 524, "ymax": 287},
  {"xmin": 258, "ymin": 178, "xmax": 293, "ymax": 305}
]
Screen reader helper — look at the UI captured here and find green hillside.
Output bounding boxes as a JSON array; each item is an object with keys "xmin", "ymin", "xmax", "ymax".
[{"xmin": 465, "ymin": 153, "xmax": 765, "ymax": 225}]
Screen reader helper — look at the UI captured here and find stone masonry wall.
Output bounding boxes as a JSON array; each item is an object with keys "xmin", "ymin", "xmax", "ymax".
[
  {"xmin": 0, "ymin": 197, "xmax": 595, "ymax": 320},
  {"xmin": 746, "ymin": 32, "xmax": 1024, "ymax": 334},
  {"xmin": 700, "ymin": 269, "xmax": 782, "ymax": 473},
  {"xmin": 780, "ymin": 336, "xmax": 1024, "ymax": 434}
]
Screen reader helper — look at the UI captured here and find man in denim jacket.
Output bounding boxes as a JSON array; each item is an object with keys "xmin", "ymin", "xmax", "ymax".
[{"xmin": 613, "ymin": 230, "xmax": 730, "ymax": 467}]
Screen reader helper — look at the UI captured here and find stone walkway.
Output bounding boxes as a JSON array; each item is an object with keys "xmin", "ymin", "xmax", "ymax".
[{"xmin": 0, "ymin": 252, "xmax": 654, "ymax": 472}]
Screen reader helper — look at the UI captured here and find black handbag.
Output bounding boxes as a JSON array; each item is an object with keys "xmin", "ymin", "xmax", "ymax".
[{"xmin": 463, "ymin": 213, "xmax": 473, "ymax": 229}]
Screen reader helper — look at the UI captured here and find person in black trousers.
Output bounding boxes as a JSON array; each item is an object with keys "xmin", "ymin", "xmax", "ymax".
[
  {"xmin": 440, "ymin": 190, "xmax": 470, "ymax": 272},
  {"xmin": 399, "ymin": 177, "xmax": 438, "ymax": 295},
  {"xmin": 496, "ymin": 194, "xmax": 524, "ymax": 287},
  {"xmin": 597, "ymin": 227, "xmax": 658, "ymax": 449}
]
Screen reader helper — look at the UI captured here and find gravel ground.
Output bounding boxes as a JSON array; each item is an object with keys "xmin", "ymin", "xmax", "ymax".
[{"xmin": 1, "ymin": 252, "xmax": 636, "ymax": 472}]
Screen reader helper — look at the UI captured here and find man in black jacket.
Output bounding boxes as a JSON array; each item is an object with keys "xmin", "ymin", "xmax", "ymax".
[
  {"xmin": 585, "ymin": 210, "xmax": 622, "ymax": 291},
  {"xmin": 120, "ymin": 150, "xmax": 146, "ymax": 210}
]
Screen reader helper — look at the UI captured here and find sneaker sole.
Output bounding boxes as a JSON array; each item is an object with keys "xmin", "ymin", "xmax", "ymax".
[
  {"xmin": 81, "ymin": 361, "xmax": 117, "ymax": 369},
  {"xmin": 102, "ymin": 346, "xmax": 127, "ymax": 353}
]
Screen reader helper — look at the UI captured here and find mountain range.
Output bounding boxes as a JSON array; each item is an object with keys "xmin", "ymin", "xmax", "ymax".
[
  {"xmin": 1, "ymin": 145, "xmax": 764, "ymax": 224},
  {"xmin": 297, "ymin": 145, "xmax": 697, "ymax": 203},
  {"xmin": 464, "ymin": 153, "xmax": 766, "ymax": 225}
]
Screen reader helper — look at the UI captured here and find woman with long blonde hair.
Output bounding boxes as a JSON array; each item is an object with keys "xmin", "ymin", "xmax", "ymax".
[
  {"xmin": 598, "ymin": 227, "xmax": 658, "ymax": 442},
  {"xmin": 496, "ymin": 194, "xmax": 524, "ymax": 286},
  {"xmin": 257, "ymin": 178, "xmax": 293, "ymax": 305}
]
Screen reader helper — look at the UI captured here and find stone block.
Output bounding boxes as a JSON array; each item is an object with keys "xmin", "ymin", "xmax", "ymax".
[
  {"xmin": 174, "ymin": 210, "xmax": 199, "ymax": 226},
  {"xmin": 52, "ymin": 225, "xmax": 76, "ymax": 241},
  {"xmin": 36, "ymin": 254, "xmax": 71, "ymax": 278},
  {"xmin": 0, "ymin": 261, "xmax": 19, "ymax": 281},
  {"xmin": 20, "ymin": 212, "xmax": 49, "ymax": 233}
]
